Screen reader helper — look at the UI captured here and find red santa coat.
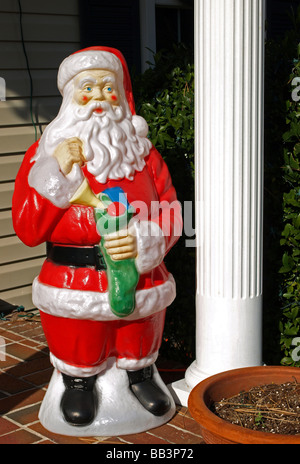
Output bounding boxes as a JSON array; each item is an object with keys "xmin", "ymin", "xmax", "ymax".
[{"xmin": 12, "ymin": 140, "xmax": 182, "ymax": 374}]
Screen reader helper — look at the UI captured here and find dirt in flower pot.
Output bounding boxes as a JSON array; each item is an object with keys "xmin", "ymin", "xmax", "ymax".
[{"xmin": 211, "ymin": 380, "xmax": 300, "ymax": 435}]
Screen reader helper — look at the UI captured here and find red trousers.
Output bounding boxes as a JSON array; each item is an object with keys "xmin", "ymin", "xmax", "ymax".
[{"xmin": 40, "ymin": 310, "xmax": 166, "ymax": 370}]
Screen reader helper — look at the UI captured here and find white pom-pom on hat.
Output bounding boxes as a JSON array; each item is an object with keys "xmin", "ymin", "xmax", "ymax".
[{"xmin": 132, "ymin": 115, "xmax": 149, "ymax": 137}]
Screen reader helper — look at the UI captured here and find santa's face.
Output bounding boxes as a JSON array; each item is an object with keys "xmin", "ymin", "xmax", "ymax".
[
  {"xmin": 73, "ymin": 70, "xmax": 120, "ymax": 110},
  {"xmin": 32, "ymin": 64, "xmax": 152, "ymax": 185}
]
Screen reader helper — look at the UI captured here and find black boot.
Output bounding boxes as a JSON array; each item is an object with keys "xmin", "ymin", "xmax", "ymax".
[
  {"xmin": 61, "ymin": 374, "xmax": 97, "ymax": 426},
  {"xmin": 127, "ymin": 366, "xmax": 171, "ymax": 416}
]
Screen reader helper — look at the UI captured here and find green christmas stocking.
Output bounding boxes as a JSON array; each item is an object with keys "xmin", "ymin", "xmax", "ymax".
[{"xmin": 94, "ymin": 187, "xmax": 139, "ymax": 318}]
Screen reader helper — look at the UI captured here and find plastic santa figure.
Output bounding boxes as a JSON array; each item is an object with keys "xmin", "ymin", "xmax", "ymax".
[{"xmin": 12, "ymin": 47, "xmax": 182, "ymax": 434}]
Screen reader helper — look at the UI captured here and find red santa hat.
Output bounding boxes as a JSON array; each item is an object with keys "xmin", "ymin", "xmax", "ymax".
[{"xmin": 57, "ymin": 46, "xmax": 136, "ymax": 115}]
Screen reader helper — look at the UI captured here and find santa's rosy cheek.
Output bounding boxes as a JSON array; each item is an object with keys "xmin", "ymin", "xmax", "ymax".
[
  {"xmin": 82, "ymin": 96, "xmax": 88, "ymax": 102},
  {"xmin": 111, "ymin": 95, "xmax": 118, "ymax": 102}
]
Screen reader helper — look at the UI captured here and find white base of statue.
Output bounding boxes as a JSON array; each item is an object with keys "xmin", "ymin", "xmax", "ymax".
[{"xmin": 39, "ymin": 358, "xmax": 176, "ymax": 437}]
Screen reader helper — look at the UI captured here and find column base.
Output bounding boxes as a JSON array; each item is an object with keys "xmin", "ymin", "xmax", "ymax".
[
  {"xmin": 168, "ymin": 361, "xmax": 210, "ymax": 407},
  {"xmin": 168, "ymin": 378, "xmax": 190, "ymax": 407},
  {"xmin": 168, "ymin": 359, "xmax": 266, "ymax": 407}
]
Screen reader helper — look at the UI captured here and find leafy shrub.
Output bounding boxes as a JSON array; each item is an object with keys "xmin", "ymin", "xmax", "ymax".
[
  {"xmin": 133, "ymin": 45, "xmax": 195, "ymax": 364},
  {"xmin": 262, "ymin": 5, "xmax": 300, "ymax": 365},
  {"xmin": 279, "ymin": 43, "xmax": 300, "ymax": 366},
  {"xmin": 263, "ymin": 35, "xmax": 300, "ymax": 363}
]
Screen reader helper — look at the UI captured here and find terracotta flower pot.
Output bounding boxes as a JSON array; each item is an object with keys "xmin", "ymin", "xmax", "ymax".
[{"xmin": 188, "ymin": 366, "xmax": 300, "ymax": 444}]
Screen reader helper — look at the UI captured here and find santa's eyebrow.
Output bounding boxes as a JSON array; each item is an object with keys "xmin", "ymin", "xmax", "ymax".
[
  {"xmin": 77, "ymin": 77, "xmax": 97, "ymax": 88},
  {"xmin": 101, "ymin": 75, "xmax": 116, "ymax": 84}
]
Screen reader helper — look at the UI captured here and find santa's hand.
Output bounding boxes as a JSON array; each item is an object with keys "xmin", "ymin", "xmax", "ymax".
[
  {"xmin": 104, "ymin": 229, "xmax": 137, "ymax": 261},
  {"xmin": 53, "ymin": 137, "xmax": 85, "ymax": 175}
]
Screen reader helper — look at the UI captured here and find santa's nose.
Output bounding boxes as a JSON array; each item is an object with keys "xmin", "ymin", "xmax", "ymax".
[{"xmin": 93, "ymin": 87, "xmax": 104, "ymax": 100}]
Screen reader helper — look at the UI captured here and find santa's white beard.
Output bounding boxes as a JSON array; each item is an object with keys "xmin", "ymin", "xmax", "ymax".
[{"xmin": 34, "ymin": 99, "xmax": 151, "ymax": 184}]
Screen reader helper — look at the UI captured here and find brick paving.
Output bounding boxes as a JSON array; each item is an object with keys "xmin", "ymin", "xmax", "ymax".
[{"xmin": 0, "ymin": 310, "xmax": 204, "ymax": 445}]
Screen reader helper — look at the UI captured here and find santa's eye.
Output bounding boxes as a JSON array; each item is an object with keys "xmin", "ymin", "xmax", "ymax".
[
  {"xmin": 105, "ymin": 86, "xmax": 113, "ymax": 92},
  {"xmin": 85, "ymin": 86, "xmax": 92, "ymax": 92}
]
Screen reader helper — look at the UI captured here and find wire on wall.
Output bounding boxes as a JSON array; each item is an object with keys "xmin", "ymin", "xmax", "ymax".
[{"xmin": 17, "ymin": 0, "xmax": 38, "ymax": 141}]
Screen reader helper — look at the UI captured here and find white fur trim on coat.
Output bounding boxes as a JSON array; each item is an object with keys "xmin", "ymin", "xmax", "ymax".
[
  {"xmin": 116, "ymin": 351, "xmax": 159, "ymax": 370},
  {"xmin": 28, "ymin": 156, "xmax": 84, "ymax": 209},
  {"xmin": 133, "ymin": 220, "xmax": 166, "ymax": 275},
  {"xmin": 49, "ymin": 351, "xmax": 159, "ymax": 377},
  {"xmin": 50, "ymin": 352, "xmax": 108, "ymax": 377},
  {"xmin": 33, "ymin": 274, "xmax": 175, "ymax": 322}
]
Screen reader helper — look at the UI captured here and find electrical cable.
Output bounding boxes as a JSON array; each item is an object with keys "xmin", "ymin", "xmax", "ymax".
[{"xmin": 17, "ymin": 0, "xmax": 38, "ymax": 141}]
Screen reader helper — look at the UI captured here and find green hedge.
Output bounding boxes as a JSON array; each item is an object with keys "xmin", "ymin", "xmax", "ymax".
[
  {"xmin": 263, "ymin": 21, "xmax": 300, "ymax": 364},
  {"xmin": 133, "ymin": 45, "xmax": 195, "ymax": 365},
  {"xmin": 279, "ymin": 43, "xmax": 300, "ymax": 367}
]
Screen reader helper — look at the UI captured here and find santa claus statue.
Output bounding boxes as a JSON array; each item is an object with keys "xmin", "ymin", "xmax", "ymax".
[{"xmin": 12, "ymin": 47, "xmax": 182, "ymax": 435}]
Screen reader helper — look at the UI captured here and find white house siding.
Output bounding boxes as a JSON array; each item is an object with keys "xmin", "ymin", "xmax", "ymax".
[{"xmin": 0, "ymin": 0, "xmax": 80, "ymax": 310}]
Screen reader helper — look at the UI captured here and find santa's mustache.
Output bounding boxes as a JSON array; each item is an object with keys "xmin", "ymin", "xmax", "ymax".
[{"xmin": 74, "ymin": 101, "xmax": 124, "ymax": 122}]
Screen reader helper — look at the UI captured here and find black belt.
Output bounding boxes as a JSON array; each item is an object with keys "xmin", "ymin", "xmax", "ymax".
[{"xmin": 46, "ymin": 243, "xmax": 106, "ymax": 270}]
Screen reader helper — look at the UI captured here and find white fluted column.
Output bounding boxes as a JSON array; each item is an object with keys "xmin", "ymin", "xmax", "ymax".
[{"xmin": 169, "ymin": 0, "xmax": 265, "ymax": 406}]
